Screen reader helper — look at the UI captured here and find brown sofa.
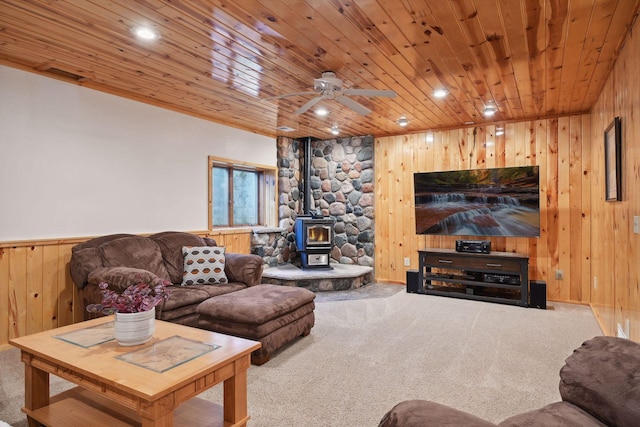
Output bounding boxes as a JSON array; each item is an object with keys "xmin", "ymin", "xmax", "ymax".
[
  {"xmin": 378, "ymin": 336, "xmax": 640, "ymax": 427},
  {"xmin": 70, "ymin": 231, "xmax": 264, "ymax": 325},
  {"xmin": 70, "ymin": 231, "xmax": 316, "ymax": 364}
]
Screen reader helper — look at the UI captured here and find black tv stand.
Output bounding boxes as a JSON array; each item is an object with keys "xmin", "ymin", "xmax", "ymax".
[{"xmin": 416, "ymin": 248, "xmax": 529, "ymax": 307}]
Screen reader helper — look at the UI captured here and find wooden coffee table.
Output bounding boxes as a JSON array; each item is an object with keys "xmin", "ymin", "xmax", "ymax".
[{"xmin": 9, "ymin": 317, "xmax": 261, "ymax": 427}]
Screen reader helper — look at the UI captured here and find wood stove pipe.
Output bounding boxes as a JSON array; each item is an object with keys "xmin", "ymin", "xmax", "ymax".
[{"xmin": 304, "ymin": 136, "xmax": 313, "ymax": 215}]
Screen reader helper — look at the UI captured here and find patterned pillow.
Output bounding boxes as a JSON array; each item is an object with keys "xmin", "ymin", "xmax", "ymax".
[{"xmin": 181, "ymin": 246, "xmax": 227, "ymax": 285}]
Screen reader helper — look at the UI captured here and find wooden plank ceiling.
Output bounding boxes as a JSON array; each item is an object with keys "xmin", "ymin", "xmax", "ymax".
[{"xmin": 1, "ymin": 0, "xmax": 638, "ymax": 140}]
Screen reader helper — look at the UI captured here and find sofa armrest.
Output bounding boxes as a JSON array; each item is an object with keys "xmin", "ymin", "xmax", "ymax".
[
  {"xmin": 224, "ymin": 253, "xmax": 264, "ymax": 286},
  {"xmin": 88, "ymin": 266, "xmax": 163, "ymax": 293},
  {"xmin": 379, "ymin": 400, "xmax": 496, "ymax": 427},
  {"xmin": 70, "ymin": 247, "xmax": 104, "ymax": 289},
  {"xmin": 559, "ymin": 336, "xmax": 640, "ymax": 427}
]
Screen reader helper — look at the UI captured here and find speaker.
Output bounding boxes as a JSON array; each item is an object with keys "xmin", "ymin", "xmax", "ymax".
[
  {"xmin": 530, "ymin": 280, "xmax": 547, "ymax": 309},
  {"xmin": 406, "ymin": 270, "xmax": 420, "ymax": 293}
]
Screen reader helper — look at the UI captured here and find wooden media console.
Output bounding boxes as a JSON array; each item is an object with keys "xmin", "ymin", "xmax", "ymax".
[{"xmin": 416, "ymin": 248, "xmax": 529, "ymax": 307}]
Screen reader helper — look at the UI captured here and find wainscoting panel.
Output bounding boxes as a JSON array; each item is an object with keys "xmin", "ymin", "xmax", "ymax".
[
  {"xmin": 0, "ymin": 230, "xmax": 252, "ymax": 348},
  {"xmin": 0, "ymin": 242, "xmax": 77, "ymax": 348}
]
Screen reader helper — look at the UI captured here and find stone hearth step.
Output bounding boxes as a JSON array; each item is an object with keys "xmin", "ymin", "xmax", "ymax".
[{"xmin": 261, "ymin": 263, "xmax": 374, "ymax": 291}]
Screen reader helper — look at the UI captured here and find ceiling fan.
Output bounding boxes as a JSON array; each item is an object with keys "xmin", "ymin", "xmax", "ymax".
[{"xmin": 264, "ymin": 71, "xmax": 397, "ymax": 116}]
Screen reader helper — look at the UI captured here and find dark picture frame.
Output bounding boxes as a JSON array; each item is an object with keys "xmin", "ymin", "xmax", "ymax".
[{"xmin": 604, "ymin": 116, "xmax": 622, "ymax": 201}]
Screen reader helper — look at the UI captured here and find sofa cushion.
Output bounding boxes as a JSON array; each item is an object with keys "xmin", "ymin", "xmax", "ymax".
[
  {"xmin": 158, "ymin": 285, "xmax": 211, "ymax": 313},
  {"xmin": 559, "ymin": 336, "xmax": 640, "ymax": 427},
  {"xmin": 150, "ymin": 231, "xmax": 217, "ymax": 284},
  {"xmin": 88, "ymin": 267, "xmax": 164, "ymax": 292},
  {"xmin": 98, "ymin": 236, "xmax": 170, "ymax": 281},
  {"xmin": 181, "ymin": 246, "xmax": 228, "ymax": 285},
  {"xmin": 499, "ymin": 402, "xmax": 606, "ymax": 426},
  {"xmin": 158, "ymin": 283, "xmax": 246, "ymax": 322},
  {"xmin": 378, "ymin": 400, "xmax": 496, "ymax": 427},
  {"xmin": 198, "ymin": 282, "xmax": 247, "ymax": 298},
  {"xmin": 197, "ymin": 284, "xmax": 316, "ymax": 324},
  {"xmin": 199, "ymin": 301, "xmax": 314, "ymax": 339}
]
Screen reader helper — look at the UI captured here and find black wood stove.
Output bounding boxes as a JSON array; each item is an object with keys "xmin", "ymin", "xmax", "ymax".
[{"xmin": 294, "ymin": 215, "xmax": 335, "ymax": 269}]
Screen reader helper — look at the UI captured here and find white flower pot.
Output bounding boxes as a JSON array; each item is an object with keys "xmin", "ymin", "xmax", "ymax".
[{"xmin": 114, "ymin": 307, "xmax": 156, "ymax": 346}]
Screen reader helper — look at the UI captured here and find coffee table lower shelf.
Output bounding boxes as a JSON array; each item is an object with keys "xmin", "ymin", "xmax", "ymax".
[{"xmin": 24, "ymin": 386, "xmax": 246, "ymax": 427}]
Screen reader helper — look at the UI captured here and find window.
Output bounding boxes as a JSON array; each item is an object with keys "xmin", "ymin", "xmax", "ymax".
[{"xmin": 209, "ymin": 156, "xmax": 276, "ymax": 228}]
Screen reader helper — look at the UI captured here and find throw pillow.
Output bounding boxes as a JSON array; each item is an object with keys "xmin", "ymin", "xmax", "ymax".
[{"xmin": 181, "ymin": 246, "xmax": 228, "ymax": 285}]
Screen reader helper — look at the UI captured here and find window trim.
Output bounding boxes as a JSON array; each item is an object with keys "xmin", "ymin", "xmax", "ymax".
[{"xmin": 208, "ymin": 156, "xmax": 277, "ymax": 230}]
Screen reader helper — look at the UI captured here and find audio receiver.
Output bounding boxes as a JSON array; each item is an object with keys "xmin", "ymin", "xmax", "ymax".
[{"xmin": 455, "ymin": 240, "xmax": 491, "ymax": 254}]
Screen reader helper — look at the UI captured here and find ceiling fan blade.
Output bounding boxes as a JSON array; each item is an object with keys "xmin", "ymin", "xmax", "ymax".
[
  {"xmin": 294, "ymin": 96, "xmax": 323, "ymax": 114},
  {"xmin": 335, "ymin": 95, "xmax": 371, "ymax": 115},
  {"xmin": 342, "ymin": 88, "xmax": 397, "ymax": 98},
  {"xmin": 263, "ymin": 91, "xmax": 318, "ymax": 101}
]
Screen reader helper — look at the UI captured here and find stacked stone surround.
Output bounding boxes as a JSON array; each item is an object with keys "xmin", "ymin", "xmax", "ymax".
[
  {"xmin": 275, "ymin": 135, "xmax": 375, "ymax": 268},
  {"xmin": 275, "ymin": 137, "xmax": 301, "ymax": 265},
  {"xmin": 250, "ymin": 227, "xmax": 289, "ymax": 267}
]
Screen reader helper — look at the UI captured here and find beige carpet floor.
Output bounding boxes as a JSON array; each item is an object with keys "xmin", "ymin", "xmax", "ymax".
[{"xmin": 0, "ymin": 284, "xmax": 602, "ymax": 426}]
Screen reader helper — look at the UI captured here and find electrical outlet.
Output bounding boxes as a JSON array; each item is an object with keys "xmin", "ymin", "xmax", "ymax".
[
  {"xmin": 555, "ymin": 270, "xmax": 564, "ymax": 280},
  {"xmin": 403, "ymin": 257, "xmax": 410, "ymax": 267}
]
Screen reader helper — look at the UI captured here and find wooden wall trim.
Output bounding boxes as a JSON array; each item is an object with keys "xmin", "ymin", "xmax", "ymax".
[{"xmin": 0, "ymin": 230, "xmax": 218, "ymax": 249}]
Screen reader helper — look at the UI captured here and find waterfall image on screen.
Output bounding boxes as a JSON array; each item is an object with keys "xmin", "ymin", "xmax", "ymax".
[{"xmin": 414, "ymin": 166, "xmax": 540, "ymax": 237}]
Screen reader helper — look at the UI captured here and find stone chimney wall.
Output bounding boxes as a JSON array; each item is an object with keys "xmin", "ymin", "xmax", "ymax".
[
  {"xmin": 275, "ymin": 135, "xmax": 375, "ymax": 267},
  {"xmin": 307, "ymin": 136, "xmax": 375, "ymax": 267},
  {"xmin": 274, "ymin": 136, "xmax": 300, "ymax": 265}
]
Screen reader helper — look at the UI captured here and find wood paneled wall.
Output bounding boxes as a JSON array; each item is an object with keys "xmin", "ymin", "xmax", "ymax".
[
  {"xmin": 375, "ymin": 116, "xmax": 592, "ymax": 305},
  {"xmin": 589, "ymin": 15, "xmax": 640, "ymax": 341},
  {"xmin": 0, "ymin": 230, "xmax": 251, "ymax": 348}
]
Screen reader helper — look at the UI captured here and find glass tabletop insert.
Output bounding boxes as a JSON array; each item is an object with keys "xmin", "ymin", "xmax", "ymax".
[
  {"xmin": 55, "ymin": 321, "xmax": 115, "ymax": 348},
  {"xmin": 116, "ymin": 335, "xmax": 220, "ymax": 372}
]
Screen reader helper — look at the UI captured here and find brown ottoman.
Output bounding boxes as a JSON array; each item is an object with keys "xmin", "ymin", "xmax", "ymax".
[{"xmin": 197, "ymin": 284, "xmax": 315, "ymax": 365}]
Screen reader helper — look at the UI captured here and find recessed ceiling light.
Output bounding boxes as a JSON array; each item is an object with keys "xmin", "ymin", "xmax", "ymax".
[
  {"xmin": 134, "ymin": 27, "xmax": 159, "ymax": 40},
  {"xmin": 433, "ymin": 89, "xmax": 448, "ymax": 98},
  {"xmin": 483, "ymin": 105, "xmax": 497, "ymax": 117},
  {"xmin": 397, "ymin": 116, "xmax": 409, "ymax": 127},
  {"xmin": 315, "ymin": 106, "xmax": 329, "ymax": 116},
  {"xmin": 331, "ymin": 125, "xmax": 339, "ymax": 135}
]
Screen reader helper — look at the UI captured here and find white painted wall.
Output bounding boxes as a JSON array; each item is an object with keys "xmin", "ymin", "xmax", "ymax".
[{"xmin": 0, "ymin": 66, "xmax": 276, "ymax": 241}]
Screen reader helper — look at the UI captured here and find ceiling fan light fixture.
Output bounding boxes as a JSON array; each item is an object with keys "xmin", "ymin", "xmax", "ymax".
[
  {"xmin": 315, "ymin": 106, "xmax": 329, "ymax": 116},
  {"xmin": 397, "ymin": 116, "xmax": 409, "ymax": 127},
  {"xmin": 483, "ymin": 105, "xmax": 497, "ymax": 117},
  {"xmin": 433, "ymin": 89, "xmax": 448, "ymax": 98},
  {"xmin": 268, "ymin": 72, "xmax": 394, "ymax": 116}
]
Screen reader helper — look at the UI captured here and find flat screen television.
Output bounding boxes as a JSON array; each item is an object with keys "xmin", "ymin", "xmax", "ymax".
[{"xmin": 414, "ymin": 166, "xmax": 540, "ymax": 237}]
